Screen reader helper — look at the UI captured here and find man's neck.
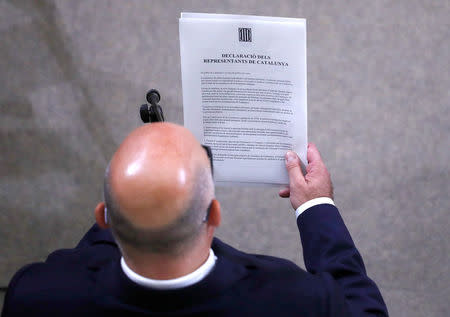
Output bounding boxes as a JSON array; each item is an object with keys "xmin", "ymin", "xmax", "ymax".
[{"xmin": 122, "ymin": 244, "xmax": 211, "ymax": 280}]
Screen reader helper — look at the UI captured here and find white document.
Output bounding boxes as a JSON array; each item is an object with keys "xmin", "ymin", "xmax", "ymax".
[{"xmin": 179, "ymin": 13, "xmax": 307, "ymax": 185}]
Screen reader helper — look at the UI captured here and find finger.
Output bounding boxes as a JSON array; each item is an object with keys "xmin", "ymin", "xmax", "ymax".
[
  {"xmin": 285, "ymin": 151, "xmax": 306, "ymax": 187},
  {"xmin": 278, "ymin": 187, "xmax": 290, "ymax": 197},
  {"xmin": 307, "ymin": 143, "xmax": 323, "ymax": 165}
]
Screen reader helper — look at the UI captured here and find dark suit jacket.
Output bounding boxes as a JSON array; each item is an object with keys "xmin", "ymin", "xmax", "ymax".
[{"xmin": 2, "ymin": 204, "xmax": 388, "ymax": 316}]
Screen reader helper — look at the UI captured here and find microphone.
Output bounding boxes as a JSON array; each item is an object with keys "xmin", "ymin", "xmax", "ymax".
[
  {"xmin": 137, "ymin": 88, "xmax": 213, "ymax": 175},
  {"xmin": 140, "ymin": 89, "xmax": 165, "ymax": 123}
]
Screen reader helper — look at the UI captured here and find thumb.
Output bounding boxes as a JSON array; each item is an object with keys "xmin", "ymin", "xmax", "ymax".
[
  {"xmin": 307, "ymin": 143, "xmax": 323, "ymax": 165},
  {"xmin": 285, "ymin": 151, "xmax": 305, "ymax": 187}
]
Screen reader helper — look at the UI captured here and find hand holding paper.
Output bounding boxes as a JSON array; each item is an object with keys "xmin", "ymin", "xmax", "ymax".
[{"xmin": 279, "ymin": 144, "xmax": 334, "ymax": 209}]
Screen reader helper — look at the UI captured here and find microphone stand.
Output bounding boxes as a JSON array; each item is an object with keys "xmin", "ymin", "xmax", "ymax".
[
  {"xmin": 140, "ymin": 89, "xmax": 165, "ymax": 123},
  {"xmin": 138, "ymin": 88, "xmax": 213, "ymax": 176}
]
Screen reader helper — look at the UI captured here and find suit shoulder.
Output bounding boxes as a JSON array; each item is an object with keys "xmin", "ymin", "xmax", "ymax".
[
  {"xmin": 44, "ymin": 225, "xmax": 119, "ymax": 265},
  {"xmin": 3, "ymin": 234, "xmax": 120, "ymax": 311},
  {"xmin": 212, "ymin": 237, "xmax": 304, "ymax": 274},
  {"xmin": 211, "ymin": 239, "xmax": 344, "ymax": 314},
  {"xmin": 3, "ymin": 260, "xmax": 100, "ymax": 316},
  {"xmin": 2, "ymin": 262, "xmax": 46, "ymax": 315},
  {"xmin": 6, "ymin": 256, "xmax": 85, "ymax": 294},
  {"xmin": 6, "ymin": 262, "xmax": 43, "ymax": 291},
  {"xmin": 45, "ymin": 241, "xmax": 119, "ymax": 265}
]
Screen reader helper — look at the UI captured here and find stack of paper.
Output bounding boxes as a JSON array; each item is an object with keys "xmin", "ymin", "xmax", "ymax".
[{"xmin": 179, "ymin": 13, "xmax": 307, "ymax": 185}]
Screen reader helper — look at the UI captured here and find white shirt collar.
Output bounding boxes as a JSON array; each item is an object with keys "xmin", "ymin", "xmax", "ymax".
[{"xmin": 121, "ymin": 248, "xmax": 217, "ymax": 290}]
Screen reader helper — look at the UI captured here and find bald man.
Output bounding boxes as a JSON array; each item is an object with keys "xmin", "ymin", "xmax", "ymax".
[{"xmin": 2, "ymin": 123, "xmax": 388, "ymax": 316}]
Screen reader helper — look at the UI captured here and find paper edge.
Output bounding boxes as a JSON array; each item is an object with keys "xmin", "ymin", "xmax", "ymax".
[{"xmin": 180, "ymin": 12, "xmax": 306, "ymax": 24}]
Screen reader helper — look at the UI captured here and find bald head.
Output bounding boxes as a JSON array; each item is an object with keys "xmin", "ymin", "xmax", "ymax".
[{"xmin": 104, "ymin": 123, "xmax": 214, "ymax": 254}]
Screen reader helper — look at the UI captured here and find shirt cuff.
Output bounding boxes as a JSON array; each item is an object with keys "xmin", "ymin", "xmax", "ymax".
[{"xmin": 295, "ymin": 197, "xmax": 335, "ymax": 218}]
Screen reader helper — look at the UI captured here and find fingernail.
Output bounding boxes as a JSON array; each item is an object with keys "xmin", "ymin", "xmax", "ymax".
[{"xmin": 285, "ymin": 151, "xmax": 295, "ymax": 163}]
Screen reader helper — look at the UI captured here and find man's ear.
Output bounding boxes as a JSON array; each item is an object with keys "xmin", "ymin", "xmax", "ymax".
[
  {"xmin": 207, "ymin": 199, "xmax": 221, "ymax": 228},
  {"xmin": 94, "ymin": 202, "xmax": 110, "ymax": 229}
]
